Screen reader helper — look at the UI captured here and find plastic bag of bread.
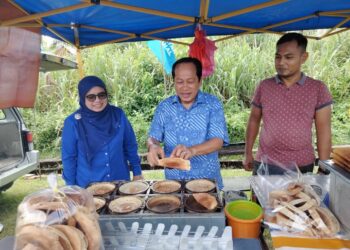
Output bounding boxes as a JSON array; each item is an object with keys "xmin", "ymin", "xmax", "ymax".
[
  {"xmin": 266, "ymin": 181, "xmax": 341, "ymax": 238},
  {"xmin": 252, "ymin": 157, "xmax": 341, "ymax": 238},
  {"xmin": 252, "ymin": 156, "xmax": 302, "ymax": 208},
  {"xmin": 14, "ymin": 174, "xmax": 104, "ymax": 250}
]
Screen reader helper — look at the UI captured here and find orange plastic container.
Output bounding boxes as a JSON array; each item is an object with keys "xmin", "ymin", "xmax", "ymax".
[{"xmin": 224, "ymin": 200, "xmax": 263, "ymax": 238}]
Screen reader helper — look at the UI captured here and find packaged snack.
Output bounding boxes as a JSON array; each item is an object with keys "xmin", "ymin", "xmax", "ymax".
[
  {"xmin": 14, "ymin": 174, "xmax": 103, "ymax": 250},
  {"xmin": 251, "ymin": 156, "xmax": 341, "ymax": 238}
]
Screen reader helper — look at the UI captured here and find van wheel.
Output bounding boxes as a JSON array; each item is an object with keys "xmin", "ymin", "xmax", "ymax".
[{"xmin": 0, "ymin": 182, "xmax": 14, "ymax": 192}]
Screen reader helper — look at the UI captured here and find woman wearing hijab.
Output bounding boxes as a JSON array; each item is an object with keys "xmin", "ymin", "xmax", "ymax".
[{"xmin": 61, "ymin": 76, "xmax": 143, "ymax": 188}]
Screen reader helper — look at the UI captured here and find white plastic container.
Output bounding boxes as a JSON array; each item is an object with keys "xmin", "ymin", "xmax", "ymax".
[
  {"xmin": 101, "ymin": 221, "xmax": 233, "ymax": 250},
  {"xmin": 320, "ymin": 160, "xmax": 350, "ymax": 232}
]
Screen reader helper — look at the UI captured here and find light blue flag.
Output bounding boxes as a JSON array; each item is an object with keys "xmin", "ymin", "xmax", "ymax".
[{"xmin": 147, "ymin": 40, "xmax": 176, "ymax": 74}]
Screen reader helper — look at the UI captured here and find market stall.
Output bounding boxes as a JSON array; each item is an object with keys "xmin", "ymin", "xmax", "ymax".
[
  {"xmin": 1, "ymin": 1, "xmax": 350, "ymax": 249},
  {"xmin": 0, "ymin": 177, "xmax": 264, "ymax": 250}
]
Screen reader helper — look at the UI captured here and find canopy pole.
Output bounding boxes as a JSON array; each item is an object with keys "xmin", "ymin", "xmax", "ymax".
[
  {"xmin": 1, "ymin": 2, "xmax": 91, "ymax": 26},
  {"xmin": 7, "ymin": 0, "xmax": 74, "ymax": 46},
  {"xmin": 207, "ymin": 23, "xmax": 283, "ymax": 36},
  {"xmin": 143, "ymin": 23, "xmax": 192, "ymax": 36},
  {"xmin": 321, "ymin": 16, "xmax": 350, "ymax": 39},
  {"xmin": 159, "ymin": 42, "xmax": 167, "ymax": 95},
  {"xmin": 214, "ymin": 14, "xmax": 319, "ymax": 43},
  {"xmin": 211, "ymin": 0, "xmax": 287, "ymax": 22},
  {"xmin": 100, "ymin": 1, "xmax": 194, "ymax": 22},
  {"xmin": 84, "ymin": 36, "xmax": 136, "ymax": 49},
  {"xmin": 141, "ymin": 35, "xmax": 190, "ymax": 46},
  {"xmin": 73, "ymin": 26, "xmax": 84, "ymax": 78},
  {"xmin": 199, "ymin": 0, "xmax": 210, "ymax": 22},
  {"xmin": 322, "ymin": 27, "xmax": 350, "ymax": 39},
  {"xmin": 76, "ymin": 48, "xmax": 84, "ymax": 78}
]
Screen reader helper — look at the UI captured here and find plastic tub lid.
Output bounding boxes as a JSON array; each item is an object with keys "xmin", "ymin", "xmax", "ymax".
[{"xmin": 225, "ymin": 200, "xmax": 263, "ymax": 221}]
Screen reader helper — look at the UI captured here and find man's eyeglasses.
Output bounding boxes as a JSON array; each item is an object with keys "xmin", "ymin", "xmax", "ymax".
[{"xmin": 85, "ymin": 92, "xmax": 108, "ymax": 102}]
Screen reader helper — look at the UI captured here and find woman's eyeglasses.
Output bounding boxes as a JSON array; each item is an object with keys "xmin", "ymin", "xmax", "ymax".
[{"xmin": 85, "ymin": 92, "xmax": 107, "ymax": 102}]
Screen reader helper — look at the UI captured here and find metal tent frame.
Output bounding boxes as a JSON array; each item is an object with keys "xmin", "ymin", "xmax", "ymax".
[{"xmin": 1, "ymin": 0, "xmax": 349, "ymax": 49}]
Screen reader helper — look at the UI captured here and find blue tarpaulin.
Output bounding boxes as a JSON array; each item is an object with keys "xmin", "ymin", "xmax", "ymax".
[{"xmin": 1, "ymin": 1, "xmax": 350, "ymax": 48}]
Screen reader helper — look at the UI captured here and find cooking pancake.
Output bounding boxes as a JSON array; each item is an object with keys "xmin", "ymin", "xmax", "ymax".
[
  {"xmin": 146, "ymin": 195, "xmax": 181, "ymax": 213},
  {"xmin": 185, "ymin": 179, "xmax": 216, "ymax": 193},
  {"xmin": 118, "ymin": 181, "xmax": 149, "ymax": 195},
  {"xmin": 108, "ymin": 196, "xmax": 143, "ymax": 214},
  {"xmin": 86, "ymin": 182, "xmax": 116, "ymax": 196},
  {"xmin": 192, "ymin": 193, "xmax": 218, "ymax": 210},
  {"xmin": 185, "ymin": 194, "xmax": 218, "ymax": 213},
  {"xmin": 151, "ymin": 180, "xmax": 181, "ymax": 194}
]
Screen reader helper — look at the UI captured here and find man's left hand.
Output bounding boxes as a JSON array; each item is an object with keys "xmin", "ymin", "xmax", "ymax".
[{"xmin": 170, "ymin": 145, "xmax": 195, "ymax": 160}]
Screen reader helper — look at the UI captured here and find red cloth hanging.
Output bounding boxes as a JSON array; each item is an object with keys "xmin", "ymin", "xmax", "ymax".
[
  {"xmin": 188, "ymin": 27, "xmax": 217, "ymax": 78},
  {"xmin": 0, "ymin": 0, "xmax": 41, "ymax": 108}
]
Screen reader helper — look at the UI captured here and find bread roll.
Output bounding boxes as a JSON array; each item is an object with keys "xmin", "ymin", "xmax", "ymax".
[
  {"xmin": 287, "ymin": 182, "xmax": 304, "ymax": 196},
  {"xmin": 16, "ymin": 225, "xmax": 64, "ymax": 250},
  {"xmin": 53, "ymin": 224, "xmax": 88, "ymax": 250},
  {"xmin": 74, "ymin": 206, "xmax": 101, "ymax": 250},
  {"xmin": 316, "ymin": 207, "xmax": 341, "ymax": 235}
]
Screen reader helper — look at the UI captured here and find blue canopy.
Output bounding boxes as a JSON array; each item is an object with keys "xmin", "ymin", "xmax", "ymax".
[{"xmin": 2, "ymin": 0, "xmax": 350, "ymax": 48}]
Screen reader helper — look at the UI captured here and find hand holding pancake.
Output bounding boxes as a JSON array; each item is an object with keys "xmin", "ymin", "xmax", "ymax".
[
  {"xmin": 170, "ymin": 144, "xmax": 195, "ymax": 160},
  {"xmin": 157, "ymin": 157, "xmax": 191, "ymax": 171},
  {"xmin": 147, "ymin": 143, "xmax": 165, "ymax": 167}
]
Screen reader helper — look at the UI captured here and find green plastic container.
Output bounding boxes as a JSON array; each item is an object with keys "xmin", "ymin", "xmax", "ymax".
[{"xmin": 224, "ymin": 200, "xmax": 263, "ymax": 238}]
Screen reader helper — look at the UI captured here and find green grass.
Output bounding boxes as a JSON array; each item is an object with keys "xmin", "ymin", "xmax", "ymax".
[
  {"xmin": 141, "ymin": 170, "xmax": 165, "ymax": 180},
  {"xmin": 141, "ymin": 168, "xmax": 251, "ymax": 180},
  {"xmin": 0, "ymin": 169, "xmax": 250, "ymax": 240}
]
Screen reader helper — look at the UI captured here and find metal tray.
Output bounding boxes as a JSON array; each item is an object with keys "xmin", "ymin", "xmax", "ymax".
[
  {"xmin": 95, "ymin": 179, "xmax": 226, "ymax": 235},
  {"xmin": 94, "ymin": 179, "xmax": 224, "ymax": 215}
]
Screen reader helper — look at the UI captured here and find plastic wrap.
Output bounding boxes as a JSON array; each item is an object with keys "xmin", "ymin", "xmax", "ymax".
[
  {"xmin": 14, "ymin": 175, "xmax": 103, "ymax": 250},
  {"xmin": 251, "ymin": 157, "xmax": 340, "ymax": 238}
]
